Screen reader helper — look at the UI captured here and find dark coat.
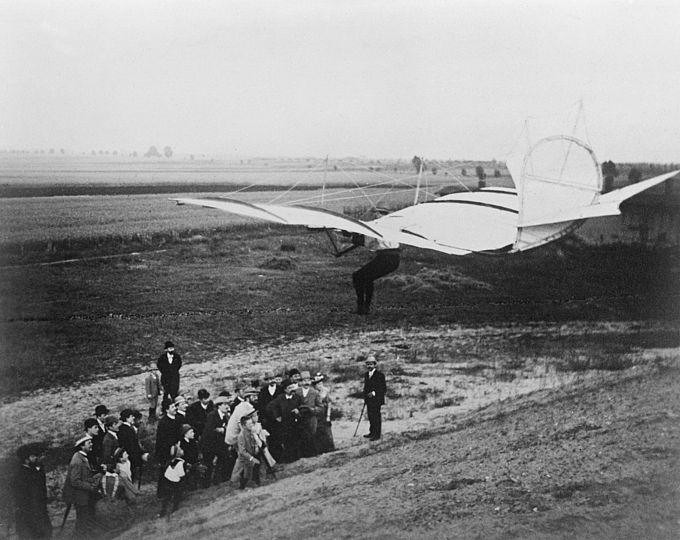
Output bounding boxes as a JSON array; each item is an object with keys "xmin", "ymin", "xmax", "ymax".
[
  {"xmin": 101, "ymin": 432, "xmax": 120, "ymax": 466},
  {"xmin": 179, "ymin": 438, "xmax": 200, "ymax": 466},
  {"xmin": 91, "ymin": 423, "xmax": 105, "ymax": 466},
  {"xmin": 363, "ymin": 370, "xmax": 387, "ymax": 405},
  {"xmin": 257, "ymin": 385, "xmax": 282, "ymax": 426},
  {"xmin": 118, "ymin": 423, "xmax": 145, "ymax": 469},
  {"xmin": 62, "ymin": 452, "xmax": 100, "ymax": 506},
  {"xmin": 200, "ymin": 410, "xmax": 228, "ymax": 455},
  {"xmin": 155, "ymin": 414, "xmax": 180, "ymax": 465},
  {"xmin": 157, "ymin": 352, "xmax": 182, "ymax": 396},
  {"xmin": 266, "ymin": 393, "xmax": 302, "ymax": 429},
  {"xmin": 266, "ymin": 393, "xmax": 302, "ymax": 463},
  {"xmin": 186, "ymin": 401, "xmax": 214, "ymax": 437},
  {"xmin": 13, "ymin": 463, "xmax": 52, "ymax": 539}
]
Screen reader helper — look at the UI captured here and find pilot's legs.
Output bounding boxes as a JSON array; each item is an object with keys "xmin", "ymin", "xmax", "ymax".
[{"xmin": 352, "ymin": 251, "xmax": 400, "ymax": 314}]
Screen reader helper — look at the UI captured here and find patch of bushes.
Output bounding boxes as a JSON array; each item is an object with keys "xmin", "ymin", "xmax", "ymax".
[
  {"xmin": 258, "ymin": 257, "xmax": 296, "ymax": 271},
  {"xmin": 433, "ymin": 395, "xmax": 465, "ymax": 408},
  {"xmin": 556, "ymin": 354, "xmax": 637, "ymax": 372}
]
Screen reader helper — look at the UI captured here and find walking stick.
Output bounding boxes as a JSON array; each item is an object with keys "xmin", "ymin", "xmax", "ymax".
[
  {"xmin": 59, "ymin": 503, "xmax": 72, "ymax": 534},
  {"xmin": 353, "ymin": 402, "xmax": 366, "ymax": 437},
  {"xmin": 137, "ymin": 464, "xmax": 143, "ymax": 491}
]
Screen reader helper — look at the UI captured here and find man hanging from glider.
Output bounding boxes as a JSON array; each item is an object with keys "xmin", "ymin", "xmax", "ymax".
[{"xmin": 349, "ymin": 207, "xmax": 400, "ymax": 315}]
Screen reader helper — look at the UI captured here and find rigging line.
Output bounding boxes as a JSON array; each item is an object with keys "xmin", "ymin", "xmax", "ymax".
[
  {"xmin": 268, "ymin": 163, "xmax": 327, "ymax": 204},
  {"xmin": 291, "ymin": 188, "xmax": 421, "ymax": 208},
  {"xmin": 282, "ymin": 175, "xmax": 419, "ymax": 206},
  {"xmin": 331, "ymin": 163, "xmax": 411, "ymax": 209}
]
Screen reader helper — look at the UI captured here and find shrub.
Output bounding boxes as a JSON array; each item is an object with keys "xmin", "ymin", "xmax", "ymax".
[
  {"xmin": 433, "ymin": 395, "xmax": 465, "ymax": 408},
  {"xmin": 258, "ymin": 257, "xmax": 296, "ymax": 271}
]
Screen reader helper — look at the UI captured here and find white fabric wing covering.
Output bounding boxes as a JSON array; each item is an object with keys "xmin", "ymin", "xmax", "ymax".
[
  {"xmin": 172, "ymin": 197, "xmax": 385, "ymax": 238},
  {"xmin": 371, "ymin": 189, "xmax": 518, "ymax": 254},
  {"xmin": 513, "ymin": 136, "xmax": 601, "ymax": 251}
]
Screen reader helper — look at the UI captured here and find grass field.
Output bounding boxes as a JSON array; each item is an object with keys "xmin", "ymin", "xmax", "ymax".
[{"xmin": 0, "ymin": 222, "xmax": 677, "ymax": 398}]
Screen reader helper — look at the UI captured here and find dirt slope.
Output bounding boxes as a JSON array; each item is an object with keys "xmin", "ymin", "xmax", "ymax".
[{"xmin": 123, "ymin": 361, "xmax": 680, "ymax": 540}]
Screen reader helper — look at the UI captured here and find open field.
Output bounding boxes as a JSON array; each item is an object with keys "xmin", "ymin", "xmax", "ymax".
[{"xmin": 0, "ymin": 160, "xmax": 679, "ymax": 538}]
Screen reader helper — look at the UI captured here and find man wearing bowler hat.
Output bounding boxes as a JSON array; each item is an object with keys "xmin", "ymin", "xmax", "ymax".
[
  {"xmin": 186, "ymin": 388, "xmax": 213, "ymax": 440},
  {"xmin": 363, "ymin": 354, "xmax": 387, "ymax": 440},
  {"xmin": 157, "ymin": 340, "xmax": 182, "ymax": 403}
]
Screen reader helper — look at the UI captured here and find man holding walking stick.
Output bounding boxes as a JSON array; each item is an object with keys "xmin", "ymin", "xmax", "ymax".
[{"xmin": 362, "ymin": 354, "xmax": 386, "ymax": 441}]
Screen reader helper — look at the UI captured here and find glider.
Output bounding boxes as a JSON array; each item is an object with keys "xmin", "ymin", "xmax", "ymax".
[{"xmin": 172, "ymin": 136, "xmax": 678, "ymax": 256}]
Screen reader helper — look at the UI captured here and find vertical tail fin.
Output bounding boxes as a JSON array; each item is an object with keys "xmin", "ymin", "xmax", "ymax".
[{"xmin": 508, "ymin": 135, "xmax": 602, "ymax": 251}]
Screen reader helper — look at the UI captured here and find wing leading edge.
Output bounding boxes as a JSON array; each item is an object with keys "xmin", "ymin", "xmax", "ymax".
[{"xmin": 171, "ymin": 197, "xmax": 386, "ymax": 238}]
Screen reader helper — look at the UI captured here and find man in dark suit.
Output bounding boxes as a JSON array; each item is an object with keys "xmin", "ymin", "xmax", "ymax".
[
  {"xmin": 363, "ymin": 354, "xmax": 386, "ymax": 440},
  {"xmin": 200, "ymin": 395, "xmax": 231, "ymax": 485},
  {"xmin": 157, "ymin": 340, "xmax": 182, "ymax": 402},
  {"xmin": 257, "ymin": 371, "xmax": 282, "ymax": 460},
  {"xmin": 155, "ymin": 401, "xmax": 180, "ymax": 468},
  {"xmin": 186, "ymin": 388, "xmax": 214, "ymax": 440},
  {"xmin": 92, "ymin": 404, "xmax": 108, "ymax": 460},
  {"xmin": 13, "ymin": 443, "xmax": 52, "ymax": 539},
  {"xmin": 266, "ymin": 379, "xmax": 302, "ymax": 463},
  {"xmin": 118, "ymin": 409, "xmax": 149, "ymax": 483}
]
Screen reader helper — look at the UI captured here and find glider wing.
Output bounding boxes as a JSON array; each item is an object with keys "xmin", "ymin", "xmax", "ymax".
[{"xmin": 172, "ymin": 197, "xmax": 386, "ymax": 238}]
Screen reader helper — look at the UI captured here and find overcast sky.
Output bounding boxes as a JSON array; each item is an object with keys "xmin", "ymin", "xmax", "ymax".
[{"xmin": 1, "ymin": 0, "xmax": 679, "ymax": 161}]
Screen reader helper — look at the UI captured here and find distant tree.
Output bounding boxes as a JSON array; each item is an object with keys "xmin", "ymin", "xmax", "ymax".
[
  {"xmin": 601, "ymin": 160, "xmax": 619, "ymax": 193},
  {"xmin": 144, "ymin": 145, "xmax": 161, "ymax": 158},
  {"xmin": 412, "ymin": 156, "xmax": 425, "ymax": 173},
  {"xmin": 49, "ymin": 148, "xmax": 55, "ymax": 154},
  {"xmin": 628, "ymin": 167, "xmax": 642, "ymax": 184},
  {"xmin": 190, "ymin": 154, "xmax": 195, "ymax": 160},
  {"xmin": 431, "ymin": 167, "xmax": 438, "ymax": 175},
  {"xmin": 91, "ymin": 150, "xmax": 96, "ymax": 156},
  {"xmin": 60, "ymin": 148, "xmax": 65, "ymax": 155},
  {"xmin": 112, "ymin": 150, "xmax": 118, "ymax": 156},
  {"xmin": 163, "ymin": 146, "xmax": 173, "ymax": 159},
  {"xmin": 132, "ymin": 151, "xmax": 138, "ymax": 157},
  {"xmin": 461, "ymin": 168, "xmax": 467, "ymax": 176},
  {"xmin": 494, "ymin": 169, "xmax": 501, "ymax": 178}
]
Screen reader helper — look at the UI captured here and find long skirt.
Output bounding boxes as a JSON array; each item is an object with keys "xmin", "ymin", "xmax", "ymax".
[{"xmin": 314, "ymin": 420, "xmax": 336, "ymax": 454}]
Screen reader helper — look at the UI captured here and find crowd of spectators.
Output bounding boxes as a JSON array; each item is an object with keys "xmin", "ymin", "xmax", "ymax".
[{"xmin": 11, "ymin": 349, "xmax": 338, "ymax": 539}]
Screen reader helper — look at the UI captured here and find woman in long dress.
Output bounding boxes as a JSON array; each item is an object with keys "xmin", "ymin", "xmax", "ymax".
[{"xmin": 312, "ymin": 373, "xmax": 336, "ymax": 453}]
